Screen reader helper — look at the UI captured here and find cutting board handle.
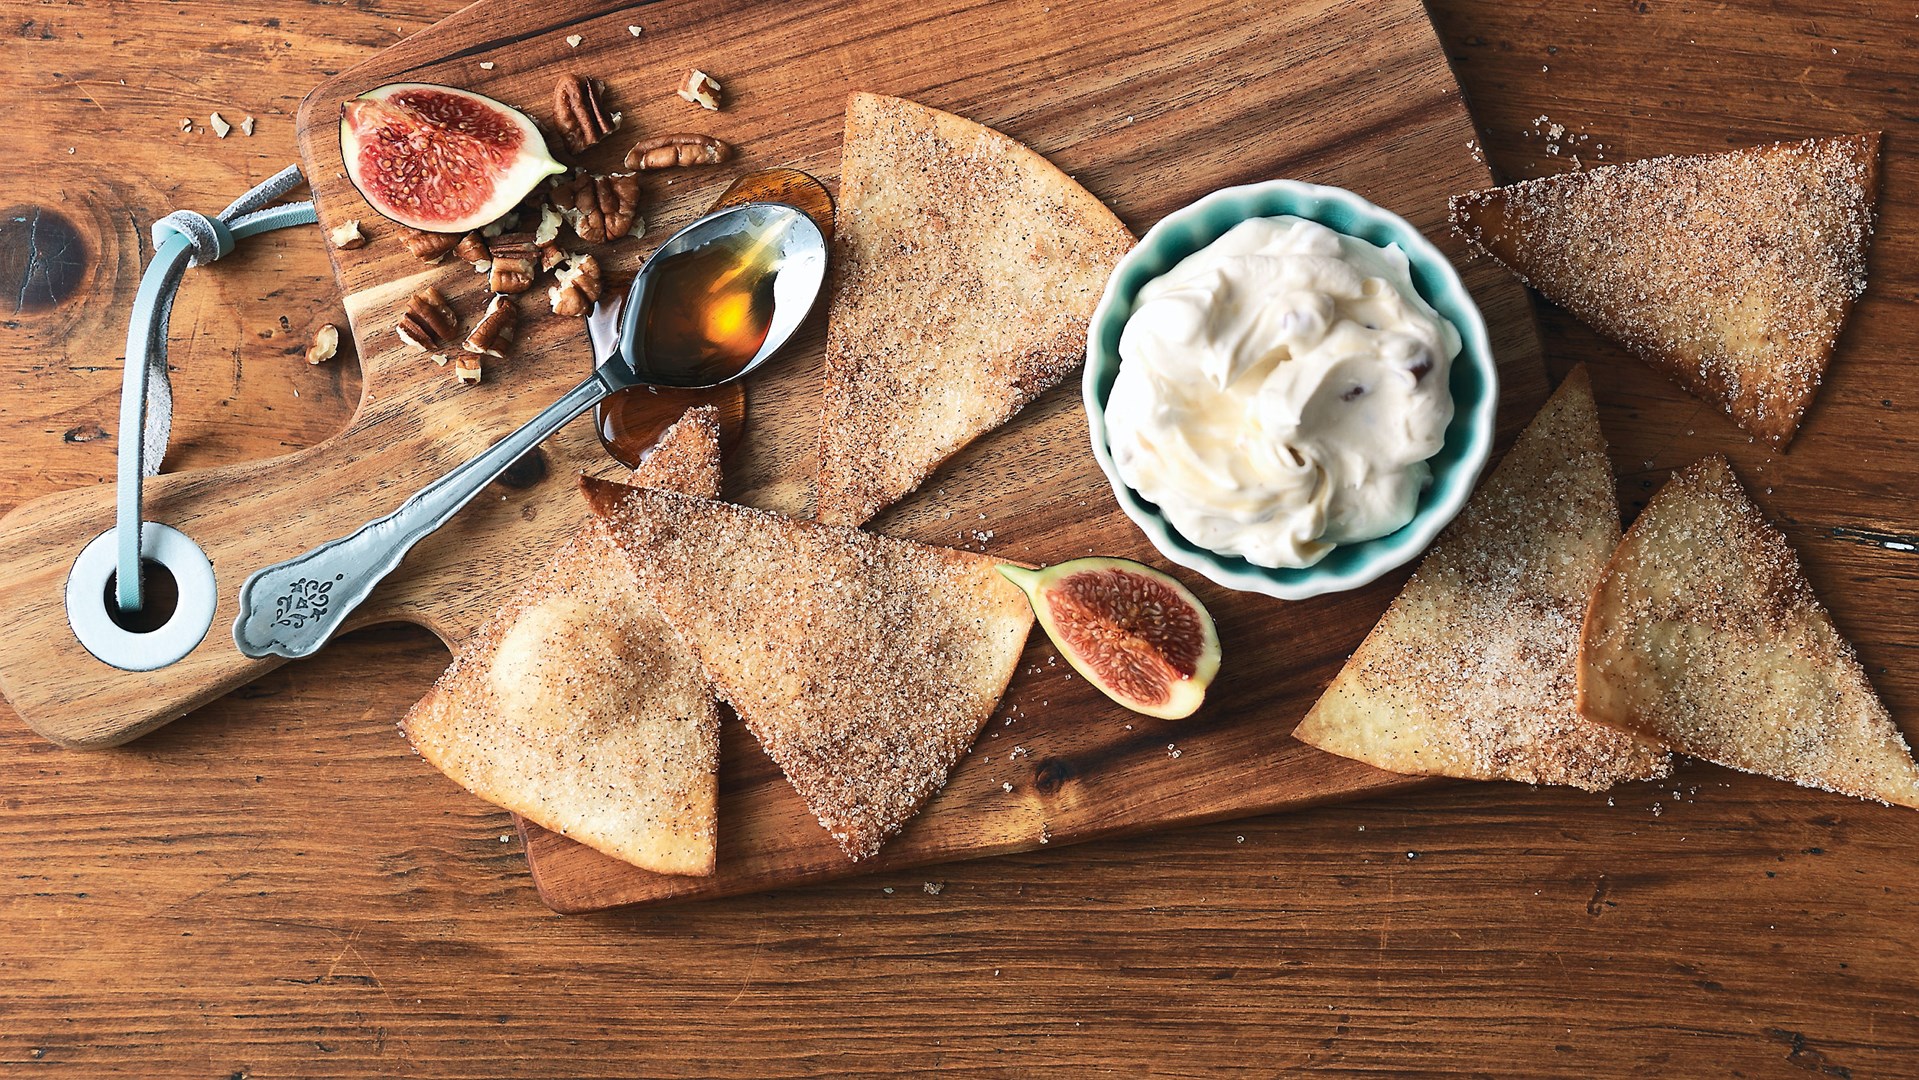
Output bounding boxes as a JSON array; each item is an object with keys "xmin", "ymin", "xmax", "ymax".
[{"xmin": 0, "ymin": 167, "xmax": 839, "ymax": 750}]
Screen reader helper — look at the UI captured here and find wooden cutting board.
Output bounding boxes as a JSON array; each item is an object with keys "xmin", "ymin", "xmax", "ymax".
[
  {"xmin": 0, "ymin": 0, "xmax": 1543, "ymax": 906},
  {"xmin": 298, "ymin": 0, "xmax": 1544, "ymax": 912}
]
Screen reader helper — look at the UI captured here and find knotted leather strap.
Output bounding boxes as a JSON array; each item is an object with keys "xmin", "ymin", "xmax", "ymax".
[{"xmin": 115, "ymin": 165, "xmax": 318, "ymax": 610}]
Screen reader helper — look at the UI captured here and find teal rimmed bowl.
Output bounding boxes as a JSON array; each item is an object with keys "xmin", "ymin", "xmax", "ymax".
[{"xmin": 1084, "ymin": 179, "xmax": 1497, "ymax": 601}]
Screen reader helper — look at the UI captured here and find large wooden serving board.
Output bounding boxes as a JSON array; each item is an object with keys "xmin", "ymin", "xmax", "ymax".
[
  {"xmin": 0, "ymin": 0, "xmax": 1543, "ymax": 906},
  {"xmin": 293, "ymin": 0, "xmax": 1543, "ymax": 911}
]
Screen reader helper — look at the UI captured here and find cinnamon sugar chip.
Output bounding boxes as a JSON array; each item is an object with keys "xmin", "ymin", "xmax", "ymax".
[
  {"xmin": 1294, "ymin": 367, "xmax": 1671, "ymax": 790},
  {"xmin": 400, "ymin": 408, "xmax": 726, "ymax": 876},
  {"xmin": 582, "ymin": 482, "xmax": 1035, "ymax": 860},
  {"xmin": 1578, "ymin": 455, "xmax": 1919, "ymax": 808},
  {"xmin": 1449, "ymin": 133, "xmax": 1881, "ymax": 448},
  {"xmin": 816, "ymin": 92, "xmax": 1134, "ymax": 526}
]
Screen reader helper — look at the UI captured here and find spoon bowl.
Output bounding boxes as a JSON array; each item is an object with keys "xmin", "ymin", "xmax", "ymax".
[{"xmin": 607, "ymin": 202, "xmax": 827, "ymax": 389}]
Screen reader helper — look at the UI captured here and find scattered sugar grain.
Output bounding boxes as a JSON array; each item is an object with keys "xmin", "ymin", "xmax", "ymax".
[{"xmin": 923, "ymin": 881, "xmax": 943, "ymax": 895}]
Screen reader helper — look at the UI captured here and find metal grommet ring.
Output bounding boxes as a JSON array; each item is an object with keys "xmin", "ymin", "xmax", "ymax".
[{"xmin": 65, "ymin": 524, "xmax": 217, "ymax": 672}]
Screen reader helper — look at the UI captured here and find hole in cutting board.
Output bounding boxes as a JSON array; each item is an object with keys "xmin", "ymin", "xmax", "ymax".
[{"xmin": 102, "ymin": 559, "xmax": 180, "ymax": 634}]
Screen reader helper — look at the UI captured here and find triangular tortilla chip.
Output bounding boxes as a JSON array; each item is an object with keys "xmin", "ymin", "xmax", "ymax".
[
  {"xmin": 817, "ymin": 91, "xmax": 1134, "ymax": 526},
  {"xmin": 1450, "ymin": 133, "xmax": 1880, "ymax": 447},
  {"xmin": 1293, "ymin": 367, "xmax": 1670, "ymax": 790},
  {"xmin": 582, "ymin": 482, "xmax": 1034, "ymax": 860},
  {"xmin": 401, "ymin": 408, "xmax": 725, "ymax": 875},
  {"xmin": 1578, "ymin": 455, "xmax": 1919, "ymax": 807}
]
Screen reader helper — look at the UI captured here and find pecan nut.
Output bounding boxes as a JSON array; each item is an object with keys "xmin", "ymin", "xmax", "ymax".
[
  {"xmin": 395, "ymin": 286, "xmax": 458, "ymax": 351},
  {"xmin": 553, "ymin": 75, "xmax": 622, "ymax": 155},
  {"xmin": 533, "ymin": 203, "xmax": 563, "ymax": 246},
  {"xmin": 624, "ymin": 133, "xmax": 731, "ymax": 171},
  {"xmin": 463, "ymin": 294, "xmax": 519, "ymax": 358},
  {"xmin": 454, "ymin": 231, "xmax": 491, "ymax": 270},
  {"xmin": 398, "ymin": 226, "xmax": 463, "ymax": 262},
  {"xmin": 306, "ymin": 323, "xmax": 341, "ymax": 365},
  {"xmin": 549, "ymin": 253, "xmax": 603, "ymax": 317},
  {"xmin": 676, "ymin": 69, "xmax": 723, "ymax": 110},
  {"xmin": 485, "ymin": 232, "xmax": 540, "ymax": 294},
  {"xmin": 452, "ymin": 354, "xmax": 483, "ymax": 385},
  {"xmin": 551, "ymin": 172, "xmax": 642, "ymax": 244}
]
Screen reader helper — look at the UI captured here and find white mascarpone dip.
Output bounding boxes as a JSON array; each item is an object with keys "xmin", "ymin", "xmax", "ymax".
[{"xmin": 1106, "ymin": 216, "xmax": 1460, "ymax": 569}]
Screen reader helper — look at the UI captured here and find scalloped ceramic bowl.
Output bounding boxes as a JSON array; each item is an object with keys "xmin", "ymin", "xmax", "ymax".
[{"xmin": 1084, "ymin": 179, "xmax": 1498, "ymax": 601}]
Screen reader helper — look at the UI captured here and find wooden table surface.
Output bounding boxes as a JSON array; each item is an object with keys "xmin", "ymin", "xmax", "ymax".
[{"xmin": 5, "ymin": 1, "xmax": 1915, "ymax": 1075}]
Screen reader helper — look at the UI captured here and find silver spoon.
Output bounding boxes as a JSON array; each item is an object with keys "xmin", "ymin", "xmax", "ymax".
[{"xmin": 232, "ymin": 202, "xmax": 828, "ymax": 660}]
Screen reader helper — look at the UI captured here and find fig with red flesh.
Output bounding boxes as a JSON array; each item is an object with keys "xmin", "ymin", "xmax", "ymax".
[
  {"xmin": 340, "ymin": 82, "xmax": 565, "ymax": 234},
  {"xmin": 999, "ymin": 558, "xmax": 1220, "ymax": 720}
]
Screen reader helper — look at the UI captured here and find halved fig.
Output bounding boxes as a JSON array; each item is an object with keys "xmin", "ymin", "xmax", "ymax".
[
  {"xmin": 999, "ymin": 557, "xmax": 1220, "ymax": 720},
  {"xmin": 340, "ymin": 82, "xmax": 565, "ymax": 234}
]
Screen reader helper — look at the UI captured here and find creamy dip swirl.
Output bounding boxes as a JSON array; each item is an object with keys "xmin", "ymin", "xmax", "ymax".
[{"xmin": 1106, "ymin": 216, "xmax": 1460, "ymax": 569}]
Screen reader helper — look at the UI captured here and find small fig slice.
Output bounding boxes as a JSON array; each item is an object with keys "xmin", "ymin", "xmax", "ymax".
[
  {"xmin": 340, "ymin": 82, "xmax": 566, "ymax": 234},
  {"xmin": 999, "ymin": 557, "xmax": 1220, "ymax": 720}
]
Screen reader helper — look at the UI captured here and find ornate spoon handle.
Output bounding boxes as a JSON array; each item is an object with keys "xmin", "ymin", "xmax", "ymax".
[{"xmin": 232, "ymin": 373, "xmax": 610, "ymax": 659}]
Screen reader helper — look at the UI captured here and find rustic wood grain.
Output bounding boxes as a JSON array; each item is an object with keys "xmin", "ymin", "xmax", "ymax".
[{"xmin": 2, "ymin": 0, "xmax": 1917, "ymax": 1076}]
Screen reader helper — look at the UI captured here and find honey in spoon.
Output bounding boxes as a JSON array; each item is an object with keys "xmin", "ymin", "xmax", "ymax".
[
  {"xmin": 592, "ymin": 230, "xmax": 773, "ymax": 469},
  {"xmin": 597, "ymin": 169, "xmax": 834, "ymax": 468}
]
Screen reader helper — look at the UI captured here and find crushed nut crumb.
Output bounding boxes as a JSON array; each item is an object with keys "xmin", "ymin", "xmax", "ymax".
[
  {"xmin": 305, "ymin": 323, "xmax": 340, "ymax": 365},
  {"xmin": 327, "ymin": 219, "xmax": 366, "ymax": 250}
]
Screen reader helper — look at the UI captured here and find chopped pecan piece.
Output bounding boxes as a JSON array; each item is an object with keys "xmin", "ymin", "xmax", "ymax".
[
  {"xmin": 625, "ymin": 133, "xmax": 730, "ymax": 171},
  {"xmin": 533, "ymin": 203, "xmax": 563, "ymax": 246},
  {"xmin": 395, "ymin": 286, "xmax": 458, "ymax": 351},
  {"xmin": 463, "ymin": 294, "xmax": 519, "ymax": 358},
  {"xmin": 551, "ymin": 172, "xmax": 642, "ymax": 244},
  {"xmin": 486, "ymin": 232, "xmax": 540, "ymax": 294},
  {"xmin": 548, "ymin": 253, "xmax": 603, "ymax": 316},
  {"xmin": 553, "ymin": 75, "xmax": 622, "ymax": 155},
  {"xmin": 538, "ymin": 240, "xmax": 568, "ymax": 272},
  {"xmin": 676, "ymin": 69, "xmax": 723, "ymax": 110},
  {"xmin": 454, "ymin": 231, "xmax": 491, "ymax": 270},
  {"xmin": 306, "ymin": 324, "xmax": 341, "ymax": 365},
  {"xmin": 398, "ymin": 227, "xmax": 462, "ymax": 262},
  {"xmin": 452, "ymin": 354, "xmax": 483, "ymax": 384}
]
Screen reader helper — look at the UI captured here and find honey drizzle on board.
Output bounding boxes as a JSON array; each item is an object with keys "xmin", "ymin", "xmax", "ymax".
[{"xmin": 595, "ymin": 168, "xmax": 835, "ymax": 468}]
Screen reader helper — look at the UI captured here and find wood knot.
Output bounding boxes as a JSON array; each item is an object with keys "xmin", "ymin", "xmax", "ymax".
[
  {"xmin": 1031, "ymin": 756, "xmax": 1074, "ymax": 796},
  {"xmin": 494, "ymin": 448, "xmax": 549, "ymax": 490},
  {"xmin": 0, "ymin": 205, "xmax": 87, "ymax": 312}
]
